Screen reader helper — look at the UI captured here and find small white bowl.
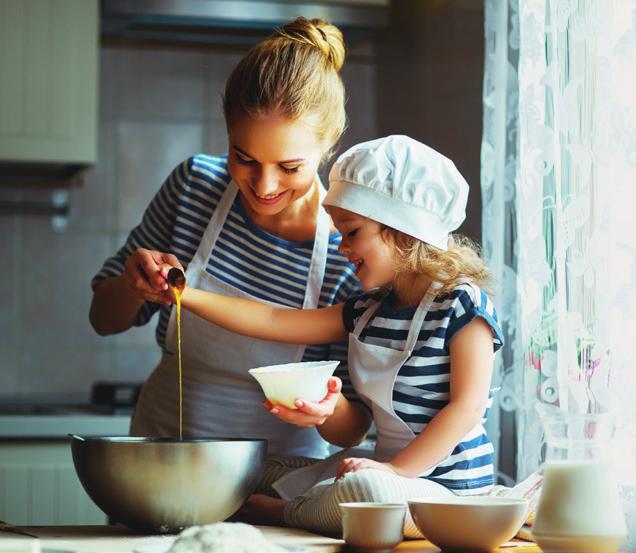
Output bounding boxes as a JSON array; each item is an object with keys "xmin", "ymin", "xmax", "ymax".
[
  {"xmin": 248, "ymin": 360, "xmax": 340, "ymax": 409},
  {"xmin": 340, "ymin": 502, "xmax": 406, "ymax": 553},
  {"xmin": 408, "ymin": 496, "xmax": 529, "ymax": 552}
]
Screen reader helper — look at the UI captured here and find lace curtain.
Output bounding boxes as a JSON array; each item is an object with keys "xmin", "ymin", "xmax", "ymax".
[{"xmin": 482, "ymin": 0, "xmax": 636, "ymax": 547}]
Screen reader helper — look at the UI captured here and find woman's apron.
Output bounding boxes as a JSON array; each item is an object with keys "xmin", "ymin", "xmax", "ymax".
[
  {"xmin": 131, "ymin": 181, "xmax": 331, "ymax": 458},
  {"xmin": 273, "ymin": 283, "xmax": 442, "ymax": 500}
]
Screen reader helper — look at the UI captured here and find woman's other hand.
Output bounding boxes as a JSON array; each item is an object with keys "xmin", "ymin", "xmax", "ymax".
[
  {"xmin": 123, "ymin": 248, "xmax": 183, "ymax": 305},
  {"xmin": 264, "ymin": 377, "xmax": 343, "ymax": 428},
  {"xmin": 336, "ymin": 457, "xmax": 397, "ymax": 480}
]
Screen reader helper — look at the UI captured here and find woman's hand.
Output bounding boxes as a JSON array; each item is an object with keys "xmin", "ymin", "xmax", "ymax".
[
  {"xmin": 264, "ymin": 377, "xmax": 343, "ymax": 428},
  {"xmin": 123, "ymin": 248, "xmax": 183, "ymax": 305},
  {"xmin": 336, "ymin": 457, "xmax": 398, "ymax": 480}
]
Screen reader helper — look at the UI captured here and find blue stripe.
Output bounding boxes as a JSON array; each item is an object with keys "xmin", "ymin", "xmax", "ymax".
[
  {"xmin": 393, "ymin": 391, "xmax": 448, "ymax": 411},
  {"xmin": 397, "ymin": 364, "xmax": 449, "ymax": 377},
  {"xmin": 450, "ymin": 433, "xmax": 491, "ymax": 454},
  {"xmin": 429, "ymin": 453, "xmax": 494, "ymax": 476},
  {"xmin": 185, "ymin": 179, "xmax": 223, "ymax": 208},
  {"xmin": 221, "ymin": 231, "xmax": 312, "ymax": 274},
  {"xmin": 233, "ymin": 199, "xmax": 317, "ymax": 251},
  {"xmin": 173, "ymin": 226, "xmax": 204, "ymax": 249},
  {"xmin": 428, "ymin": 473, "xmax": 494, "ymax": 490},
  {"xmin": 211, "ymin": 244, "xmax": 309, "ymax": 292},
  {"xmin": 224, "ymin": 212, "xmax": 314, "ymax": 269},
  {"xmin": 176, "ymin": 193, "xmax": 217, "ymax": 220},
  {"xmin": 399, "ymin": 381, "xmax": 450, "ymax": 393},
  {"xmin": 207, "ymin": 264, "xmax": 303, "ymax": 307}
]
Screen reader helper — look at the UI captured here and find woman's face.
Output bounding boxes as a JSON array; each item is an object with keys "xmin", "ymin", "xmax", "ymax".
[
  {"xmin": 328, "ymin": 206, "xmax": 397, "ymax": 290},
  {"xmin": 227, "ymin": 112, "xmax": 324, "ymax": 217}
]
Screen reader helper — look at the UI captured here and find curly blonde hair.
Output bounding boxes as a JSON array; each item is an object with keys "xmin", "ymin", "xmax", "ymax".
[
  {"xmin": 223, "ymin": 17, "xmax": 347, "ymax": 158},
  {"xmin": 380, "ymin": 227, "xmax": 494, "ymax": 303}
]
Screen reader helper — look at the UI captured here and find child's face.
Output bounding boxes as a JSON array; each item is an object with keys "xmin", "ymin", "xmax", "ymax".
[
  {"xmin": 328, "ymin": 207, "xmax": 397, "ymax": 289},
  {"xmin": 227, "ymin": 111, "xmax": 324, "ymax": 217}
]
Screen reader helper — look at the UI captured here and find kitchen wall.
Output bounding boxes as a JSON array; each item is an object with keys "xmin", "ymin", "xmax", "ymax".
[
  {"xmin": 0, "ymin": 38, "xmax": 378, "ymax": 400},
  {"xmin": 375, "ymin": 0, "xmax": 485, "ymax": 242},
  {"xmin": 1, "ymin": 1, "xmax": 487, "ymax": 402}
]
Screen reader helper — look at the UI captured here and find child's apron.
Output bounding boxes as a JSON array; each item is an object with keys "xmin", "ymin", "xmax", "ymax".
[{"xmin": 273, "ymin": 283, "xmax": 442, "ymax": 499}]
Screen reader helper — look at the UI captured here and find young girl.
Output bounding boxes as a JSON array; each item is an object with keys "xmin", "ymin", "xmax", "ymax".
[{"xmin": 175, "ymin": 135, "xmax": 503, "ymax": 537}]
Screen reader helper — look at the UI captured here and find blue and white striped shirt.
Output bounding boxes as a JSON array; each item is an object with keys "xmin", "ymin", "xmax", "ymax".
[
  {"xmin": 92, "ymin": 154, "xmax": 361, "ymax": 399},
  {"xmin": 343, "ymin": 283, "xmax": 504, "ymax": 494}
]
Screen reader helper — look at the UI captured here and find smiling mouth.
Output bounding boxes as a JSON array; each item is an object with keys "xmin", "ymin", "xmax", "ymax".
[
  {"xmin": 352, "ymin": 259, "xmax": 364, "ymax": 275},
  {"xmin": 251, "ymin": 189, "xmax": 288, "ymax": 204}
]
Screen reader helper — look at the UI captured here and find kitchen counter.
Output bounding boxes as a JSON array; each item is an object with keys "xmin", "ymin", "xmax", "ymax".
[{"xmin": 0, "ymin": 525, "xmax": 543, "ymax": 553}]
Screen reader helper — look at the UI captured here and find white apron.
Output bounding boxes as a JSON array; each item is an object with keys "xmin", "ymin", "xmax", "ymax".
[
  {"xmin": 273, "ymin": 283, "xmax": 442, "ymax": 500},
  {"xmin": 131, "ymin": 181, "xmax": 331, "ymax": 457}
]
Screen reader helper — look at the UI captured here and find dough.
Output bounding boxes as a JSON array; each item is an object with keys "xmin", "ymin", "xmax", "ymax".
[{"xmin": 167, "ymin": 522, "xmax": 286, "ymax": 553}]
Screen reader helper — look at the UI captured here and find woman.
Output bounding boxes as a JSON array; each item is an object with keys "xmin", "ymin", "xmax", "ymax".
[{"xmin": 89, "ymin": 17, "xmax": 365, "ymax": 461}]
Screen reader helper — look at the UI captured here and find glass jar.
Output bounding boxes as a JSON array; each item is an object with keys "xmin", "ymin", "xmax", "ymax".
[{"xmin": 533, "ymin": 405, "xmax": 627, "ymax": 553}]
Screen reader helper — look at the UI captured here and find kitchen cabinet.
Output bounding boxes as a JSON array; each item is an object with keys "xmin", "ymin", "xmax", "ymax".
[
  {"xmin": 0, "ymin": 441, "xmax": 107, "ymax": 525},
  {"xmin": 0, "ymin": 411, "xmax": 131, "ymax": 525},
  {"xmin": 0, "ymin": 0, "xmax": 98, "ymax": 166}
]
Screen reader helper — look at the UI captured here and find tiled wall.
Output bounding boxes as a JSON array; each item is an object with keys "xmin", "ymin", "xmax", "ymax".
[{"xmin": 0, "ymin": 41, "xmax": 378, "ymax": 399}]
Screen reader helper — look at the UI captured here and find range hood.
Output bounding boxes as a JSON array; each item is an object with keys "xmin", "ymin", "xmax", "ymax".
[{"xmin": 101, "ymin": 0, "xmax": 388, "ymax": 46}]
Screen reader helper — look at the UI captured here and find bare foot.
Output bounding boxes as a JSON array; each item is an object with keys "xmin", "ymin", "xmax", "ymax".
[{"xmin": 231, "ymin": 494, "xmax": 287, "ymax": 526}]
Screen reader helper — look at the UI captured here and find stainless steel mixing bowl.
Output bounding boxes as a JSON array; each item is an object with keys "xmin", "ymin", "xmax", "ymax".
[{"xmin": 70, "ymin": 436, "xmax": 267, "ymax": 533}]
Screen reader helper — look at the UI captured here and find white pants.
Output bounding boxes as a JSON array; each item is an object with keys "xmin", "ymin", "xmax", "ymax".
[
  {"xmin": 257, "ymin": 457, "xmax": 454, "ymax": 538},
  {"xmin": 285, "ymin": 469, "xmax": 455, "ymax": 538}
]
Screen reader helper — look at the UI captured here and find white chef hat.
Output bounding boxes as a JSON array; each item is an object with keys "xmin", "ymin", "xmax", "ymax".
[{"xmin": 323, "ymin": 135, "xmax": 469, "ymax": 251}]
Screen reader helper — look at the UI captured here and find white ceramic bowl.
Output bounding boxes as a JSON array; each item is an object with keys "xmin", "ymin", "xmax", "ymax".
[
  {"xmin": 408, "ymin": 496, "xmax": 529, "ymax": 552},
  {"xmin": 248, "ymin": 360, "xmax": 340, "ymax": 409},
  {"xmin": 340, "ymin": 502, "xmax": 406, "ymax": 553}
]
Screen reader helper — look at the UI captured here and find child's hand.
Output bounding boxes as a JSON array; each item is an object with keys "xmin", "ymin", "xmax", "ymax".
[
  {"xmin": 336, "ymin": 457, "xmax": 398, "ymax": 480},
  {"xmin": 264, "ymin": 377, "xmax": 342, "ymax": 428}
]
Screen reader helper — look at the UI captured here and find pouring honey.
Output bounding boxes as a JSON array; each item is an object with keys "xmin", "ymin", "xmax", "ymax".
[{"xmin": 168, "ymin": 268, "xmax": 186, "ymax": 440}]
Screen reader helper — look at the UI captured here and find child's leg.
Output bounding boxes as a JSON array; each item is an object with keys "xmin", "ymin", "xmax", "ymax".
[
  {"xmin": 233, "ymin": 494, "xmax": 287, "ymax": 526},
  {"xmin": 255, "ymin": 456, "xmax": 321, "ymax": 497},
  {"xmin": 284, "ymin": 469, "xmax": 455, "ymax": 538}
]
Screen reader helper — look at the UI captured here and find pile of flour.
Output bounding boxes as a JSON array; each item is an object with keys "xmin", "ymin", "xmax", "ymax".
[{"xmin": 167, "ymin": 522, "xmax": 287, "ymax": 553}]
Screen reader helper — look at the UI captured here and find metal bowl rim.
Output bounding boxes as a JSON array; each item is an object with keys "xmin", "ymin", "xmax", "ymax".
[{"xmin": 70, "ymin": 436, "xmax": 268, "ymax": 444}]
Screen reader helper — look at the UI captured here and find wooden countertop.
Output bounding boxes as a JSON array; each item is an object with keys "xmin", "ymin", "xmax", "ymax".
[{"xmin": 0, "ymin": 524, "xmax": 542, "ymax": 553}]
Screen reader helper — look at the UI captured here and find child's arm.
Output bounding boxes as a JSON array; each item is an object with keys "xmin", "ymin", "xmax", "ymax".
[
  {"xmin": 180, "ymin": 286, "xmax": 347, "ymax": 345},
  {"xmin": 337, "ymin": 316, "xmax": 494, "ymax": 479},
  {"xmin": 181, "ymin": 286, "xmax": 366, "ymax": 442}
]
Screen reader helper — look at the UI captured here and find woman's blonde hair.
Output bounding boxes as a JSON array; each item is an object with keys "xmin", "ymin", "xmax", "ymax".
[
  {"xmin": 223, "ymin": 17, "xmax": 347, "ymax": 158},
  {"xmin": 381, "ymin": 228, "xmax": 494, "ymax": 302}
]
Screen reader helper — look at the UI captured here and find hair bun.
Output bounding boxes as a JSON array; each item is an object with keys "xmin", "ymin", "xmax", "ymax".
[
  {"xmin": 224, "ymin": 15, "xmax": 347, "ymax": 152},
  {"xmin": 278, "ymin": 17, "xmax": 346, "ymax": 71}
]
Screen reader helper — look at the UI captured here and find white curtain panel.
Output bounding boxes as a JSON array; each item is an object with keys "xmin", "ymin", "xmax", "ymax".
[
  {"xmin": 482, "ymin": 0, "xmax": 522, "ymax": 485},
  {"xmin": 482, "ymin": 0, "xmax": 636, "ymax": 546}
]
